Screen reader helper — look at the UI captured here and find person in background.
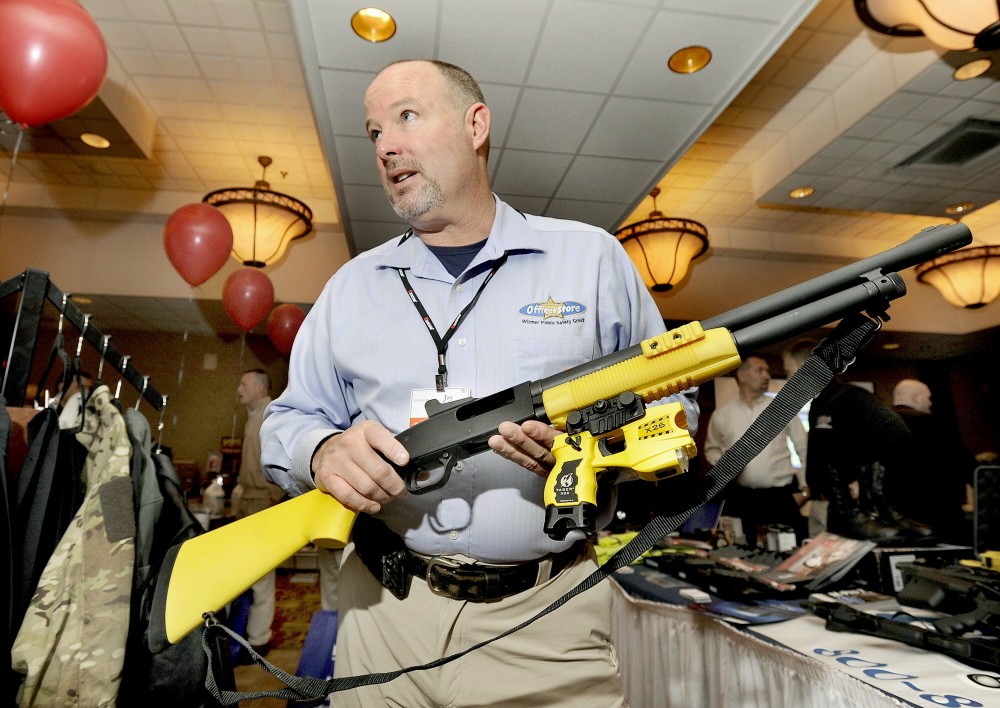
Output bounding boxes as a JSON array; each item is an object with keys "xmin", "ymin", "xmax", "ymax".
[
  {"xmin": 260, "ymin": 59, "xmax": 696, "ymax": 706},
  {"xmin": 790, "ymin": 341, "xmax": 924, "ymax": 544},
  {"xmin": 315, "ymin": 547, "xmax": 341, "ymax": 613},
  {"xmin": 782, "ymin": 340, "xmax": 825, "ymax": 537},
  {"xmin": 891, "ymin": 378, "xmax": 976, "ymax": 544},
  {"xmin": 233, "ymin": 368, "xmax": 284, "ymax": 660},
  {"xmin": 704, "ymin": 356, "xmax": 808, "ymax": 546}
]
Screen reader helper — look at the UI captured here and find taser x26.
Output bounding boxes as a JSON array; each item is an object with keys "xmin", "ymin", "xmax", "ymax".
[{"xmin": 148, "ymin": 222, "xmax": 970, "ymax": 651}]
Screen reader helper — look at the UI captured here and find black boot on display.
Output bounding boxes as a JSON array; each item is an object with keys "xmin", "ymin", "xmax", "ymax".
[
  {"xmin": 863, "ymin": 462, "xmax": 936, "ymax": 544},
  {"xmin": 821, "ymin": 465, "xmax": 909, "ymax": 545}
]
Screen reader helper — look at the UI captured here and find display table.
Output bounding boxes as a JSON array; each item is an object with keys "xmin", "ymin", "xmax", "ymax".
[{"xmin": 610, "ymin": 580, "xmax": 909, "ymax": 708}]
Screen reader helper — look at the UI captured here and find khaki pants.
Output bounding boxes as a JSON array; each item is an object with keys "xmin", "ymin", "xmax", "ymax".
[
  {"xmin": 246, "ymin": 569, "xmax": 275, "ymax": 646},
  {"xmin": 333, "ymin": 545, "xmax": 626, "ymax": 708}
]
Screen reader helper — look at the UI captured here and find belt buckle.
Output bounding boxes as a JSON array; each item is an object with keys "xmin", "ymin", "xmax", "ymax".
[{"xmin": 425, "ymin": 556, "xmax": 468, "ymax": 598}]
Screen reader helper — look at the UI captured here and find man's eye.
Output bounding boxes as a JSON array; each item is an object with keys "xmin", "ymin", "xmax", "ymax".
[
  {"xmin": 401, "ymin": 110, "xmax": 415, "ymax": 121},
  {"xmin": 369, "ymin": 129, "xmax": 381, "ymax": 142}
]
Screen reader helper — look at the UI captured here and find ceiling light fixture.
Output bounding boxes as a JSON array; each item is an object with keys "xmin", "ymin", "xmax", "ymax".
[
  {"xmin": 615, "ymin": 188, "xmax": 709, "ymax": 293},
  {"xmin": 789, "ymin": 186, "xmax": 815, "ymax": 199},
  {"xmin": 668, "ymin": 46, "xmax": 712, "ymax": 74},
  {"xmin": 854, "ymin": 0, "xmax": 1000, "ymax": 51},
  {"xmin": 953, "ymin": 58, "xmax": 993, "ymax": 80},
  {"xmin": 203, "ymin": 156, "xmax": 313, "ymax": 268},
  {"xmin": 946, "ymin": 201, "xmax": 975, "ymax": 215},
  {"xmin": 915, "ymin": 245, "xmax": 1000, "ymax": 308},
  {"xmin": 80, "ymin": 132, "xmax": 110, "ymax": 149},
  {"xmin": 351, "ymin": 7, "xmax": 396, "ymax": 42}
]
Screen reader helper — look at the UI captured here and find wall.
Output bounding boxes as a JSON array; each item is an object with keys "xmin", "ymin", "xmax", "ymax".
[
  {"xmin": 8, "ymin": 324, "xmax": 289, "ymax": 484},
  {"xmin": 0, "ymin": 212, "xmax": 350, "ymax": 306}
]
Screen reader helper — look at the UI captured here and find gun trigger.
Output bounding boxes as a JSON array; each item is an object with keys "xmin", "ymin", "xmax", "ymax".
[{"xmin": 406, "ymin": 452, "xmax": 465, "ymax": 494}]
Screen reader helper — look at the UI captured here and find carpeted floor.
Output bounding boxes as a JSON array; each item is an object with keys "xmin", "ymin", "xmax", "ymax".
[
  {"xmin": 271, "ymin": 569, "xmax": 323, "ymax": 650},
  {"xmin": 234, "ymin": 569, "xmax": 324, "ymax": 708}
]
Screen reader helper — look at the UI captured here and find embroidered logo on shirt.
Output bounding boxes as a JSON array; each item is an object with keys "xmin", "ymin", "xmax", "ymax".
[{"xmin": 518, "ymin": 297, "xmax": 586, "ymax": 319}]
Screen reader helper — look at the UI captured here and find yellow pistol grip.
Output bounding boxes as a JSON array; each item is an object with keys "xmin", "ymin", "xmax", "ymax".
[{"xmin": 544, "ymin": 432, "xmax": 600, "ymax": 539}]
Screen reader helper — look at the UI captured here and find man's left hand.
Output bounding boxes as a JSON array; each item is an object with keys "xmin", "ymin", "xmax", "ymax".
[{"xmin": 488, "ymin": 420, "xmax": 557, "ymax": 476}]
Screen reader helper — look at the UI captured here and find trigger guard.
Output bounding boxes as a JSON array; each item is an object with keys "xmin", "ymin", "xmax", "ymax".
[{"xmin": 405, "ymin": 453, "xmax": 461, "ymax": 494}]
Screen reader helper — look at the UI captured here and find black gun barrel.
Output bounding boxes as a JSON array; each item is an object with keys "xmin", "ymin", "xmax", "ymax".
[
  {"xmin": 702, "ymin": 222, "xmax": 971, "ymax": 333},
  {"xmin": 729, "ymin": 271, "xmax": 906, "ymax": 352}
]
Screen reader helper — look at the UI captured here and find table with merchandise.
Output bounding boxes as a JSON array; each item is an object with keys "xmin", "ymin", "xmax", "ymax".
[{"xmin": 605, "ymin": 533, "xmax": 1000, "ymax": 708}]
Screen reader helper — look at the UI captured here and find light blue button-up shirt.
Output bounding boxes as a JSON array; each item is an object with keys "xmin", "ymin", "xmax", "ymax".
[{"xmin": 261, "ymin": 196, "xmax": 698, "ymax": 563}]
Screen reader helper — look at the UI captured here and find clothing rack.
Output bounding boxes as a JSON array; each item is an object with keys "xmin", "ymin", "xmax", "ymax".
[{"xmin": 1, "ymin": 268, "xmax": 165, "ymax": 411}]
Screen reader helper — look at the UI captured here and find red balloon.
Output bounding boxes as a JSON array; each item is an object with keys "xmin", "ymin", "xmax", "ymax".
[
  {"xmin": 163, "ymin": 203, "xmax": 234, "ymax": 286},
  {"xmin": 267, "ymin": 304, "xmax": 306, "ymax": 354},
  {"xmin": 223, "ymin": 268, "xmax": 274, "ymax": 331},
  {"xmin": 0, "ymin": 0, "xmax": 108, "ymax": 127}
]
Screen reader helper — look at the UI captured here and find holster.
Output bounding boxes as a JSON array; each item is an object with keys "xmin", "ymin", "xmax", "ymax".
[{"xmin": 352, "ymin": 513, "xmax": 413, "ymax": 600}]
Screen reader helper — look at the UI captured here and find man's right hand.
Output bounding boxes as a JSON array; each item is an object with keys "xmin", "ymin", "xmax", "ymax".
[{"xmin": 311, "ymin": 420, "xmax": 409, "ymax": 514}]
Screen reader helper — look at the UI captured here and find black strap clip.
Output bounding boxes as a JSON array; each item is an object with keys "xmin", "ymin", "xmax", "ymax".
[{"xmin": 382, "ymin": 549, "xmax": 411, "ymax": 600}]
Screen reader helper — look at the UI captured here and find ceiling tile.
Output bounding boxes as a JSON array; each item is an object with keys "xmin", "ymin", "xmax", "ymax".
[
  {"xmin": 583, "ymin": 97, "xmax": 713, "ymax": 162},
  {"xmin": 556, "ymin": 155, "xmax": 662, "ymax": 205},
  {"xmin": 343, "ymin": 184, "xmax": 400, "ymax": 223},
  {"xmin": 213, "ymin": 0, "xmax": 268, "ymax": 31},
  {"xmin": 527, "ymin": 0, "xmax": 650, "ymax": 93},
  {"xmin": 492, "ymin": 150, "xmax": 573, "ymax": 197},
  {"xmin": 616, "ymin": 11, "xmax": 777, "ymax": 105},
  {"xmin": 439, "ymin": 0, "xmax": 546, "ymax": 84},
  {"xmin": 504, "ymin": 89, "xmax": 605, "ymax": 154},
  {"xmin": 167, "ymin": 0, "xmax": 221, "ymax": 26},
  {"xmin": 332, "ymin": 136, "xmax": 380, "ymax": 187},
  {"xmin": 306, "ymin": 0, "xmax": 437, "ymax": 72},
  {"xmin": 139, "ymin": 21, "xmax": 189, "ymax": 52},
  {"xmin": 545, "ymin": 198, "xmax": 630, "ymax": 231},
  {"xmin": 321, "ymin": 70, "xmax": 376, "ymax": 138}
]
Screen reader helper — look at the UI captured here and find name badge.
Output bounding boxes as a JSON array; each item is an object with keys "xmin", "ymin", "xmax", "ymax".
[{"xmin": 410, "ymin": 387, "xmax": 471, "ymax": 427}]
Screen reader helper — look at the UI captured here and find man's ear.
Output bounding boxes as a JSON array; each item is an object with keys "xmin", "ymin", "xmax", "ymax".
[{"xmin": 467, "ymin": 103, "xmax": 490, "ymax": 152}]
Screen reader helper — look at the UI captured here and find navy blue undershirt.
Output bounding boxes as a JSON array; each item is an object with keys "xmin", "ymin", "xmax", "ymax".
[{"xmin": 427, "ymin": 239, "xmax": 487, "ymax": 277}]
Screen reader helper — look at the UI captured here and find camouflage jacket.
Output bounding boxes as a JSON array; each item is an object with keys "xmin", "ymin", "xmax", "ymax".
[{"xmin": 12, "ymin": 385, "xmax": 135, "ymax": 707}]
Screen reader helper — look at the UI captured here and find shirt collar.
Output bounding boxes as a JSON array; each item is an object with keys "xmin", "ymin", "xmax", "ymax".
[{"xmin": 371, "ymin": 195, "xmax": 544, "ymax": 273}]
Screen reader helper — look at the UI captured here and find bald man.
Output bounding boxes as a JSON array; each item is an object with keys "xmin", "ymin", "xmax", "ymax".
[
  {"xmin": 893, "ymin": 379, "xmax": 932, "ymax": 414},
  {"xmin": 891, "ymin": 378, "xmax": 975, "ymax": 543}
]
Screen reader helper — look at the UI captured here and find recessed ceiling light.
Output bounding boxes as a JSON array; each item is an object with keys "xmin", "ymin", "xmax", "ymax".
[
  {"xmin": 946, "ymin": 201, "xmax": 974, "ymax": 215},
  {"xmin": 351, "ymin": 7, "xmax": 396, "ymax": 42},
  {"xmin": 668, "ymin": 46, "xmax": 712, "ymax": 74},
  {"xmin": 953, "ymin": 58, "xmax": 992, "ymax": 81},
  {"xmin": 788, "ymin": 186, "xmax": 815, "ymax": 199},
  {"xmin": 80, "ymin": 132, "xmax": 110, "ymax": 149},
  {"xmin": 881, "ymin": 341, "xmax": 900, "ymax": 350}
]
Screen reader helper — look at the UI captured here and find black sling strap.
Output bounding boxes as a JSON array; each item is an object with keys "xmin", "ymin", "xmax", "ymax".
[
  {"xmin": 1, "ymin": 399, "xmax": 16, "ymax": 704},
  {"xmin": 202, "ymin": 313, "xmax": 882, "ymax": 705}
]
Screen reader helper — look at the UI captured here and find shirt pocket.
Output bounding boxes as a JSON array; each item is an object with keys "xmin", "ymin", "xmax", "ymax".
[{"xmin": 513, "ymin": 335, "xmax": 598, "ymax": 381}]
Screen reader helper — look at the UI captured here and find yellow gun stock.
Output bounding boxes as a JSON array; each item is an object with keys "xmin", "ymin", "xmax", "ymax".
[{"xmin": 148, "ymin": 489, "xmax": 356, "ymax": 651}]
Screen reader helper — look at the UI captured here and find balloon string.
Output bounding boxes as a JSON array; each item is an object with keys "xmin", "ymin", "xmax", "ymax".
[{"xmin": 0, "ymin": 123, "xmax": 24, "ymax": 239}]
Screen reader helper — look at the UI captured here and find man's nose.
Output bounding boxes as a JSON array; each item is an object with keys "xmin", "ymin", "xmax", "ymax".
[{"xmin": 375, "ymin": 136, "xmax": 399, "ymax": 160}]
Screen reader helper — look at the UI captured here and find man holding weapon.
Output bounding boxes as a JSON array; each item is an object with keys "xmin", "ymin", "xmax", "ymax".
[{"xmin": 145, "ymin": 59, "xmax": 972, "ymax": 706}]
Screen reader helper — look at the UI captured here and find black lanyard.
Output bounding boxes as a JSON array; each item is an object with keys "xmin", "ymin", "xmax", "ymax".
[{"xmin": 397, "ymin": 250, "xmax": 509, "ymax": 391}]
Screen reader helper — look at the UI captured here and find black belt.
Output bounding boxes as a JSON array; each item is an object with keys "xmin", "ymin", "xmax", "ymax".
[{"xmin": 352, "ymin": 514, "xmax": 583, "ymax": 602}]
